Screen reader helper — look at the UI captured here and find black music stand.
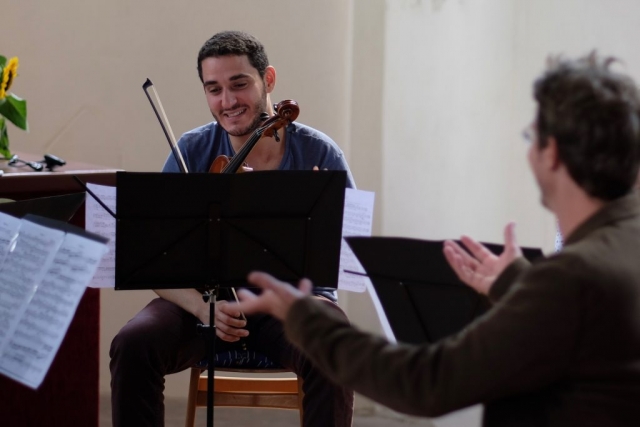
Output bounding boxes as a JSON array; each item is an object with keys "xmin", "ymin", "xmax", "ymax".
[
  {"xmin": 346, "ymin": 236, "xmax": 543, "ymax": 345},
  {"xmin": 114, "ymin": 170, "xmax": 346, "ymax": 427}
]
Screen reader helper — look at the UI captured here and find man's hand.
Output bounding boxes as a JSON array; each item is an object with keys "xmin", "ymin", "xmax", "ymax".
[
  {"xmin": 231, "ymin": 272, "xmax": 313, "ymax": 321},
  {"xmin": 443, "ymin": 222, "xmax": 521, "ymax": 295},
  {"xmin": 214, "ymin": 300, "xmax": 249, "ymax": 342}
]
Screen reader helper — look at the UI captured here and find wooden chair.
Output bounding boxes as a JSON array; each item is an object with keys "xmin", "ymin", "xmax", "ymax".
[{"xmin": 184, "ymin": 366, "xmax": 304, "ymax": 427}]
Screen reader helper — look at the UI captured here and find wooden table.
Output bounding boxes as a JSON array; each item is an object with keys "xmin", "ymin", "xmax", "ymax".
[{"xmin": 0, "ymin": 154, "xmax": 119, "ymax": 427}]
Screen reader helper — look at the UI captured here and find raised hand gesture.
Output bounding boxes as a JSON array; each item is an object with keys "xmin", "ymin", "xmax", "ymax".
[{"xmin": 443, "ymin": 222, "xmax": 521, "ymax": 295}]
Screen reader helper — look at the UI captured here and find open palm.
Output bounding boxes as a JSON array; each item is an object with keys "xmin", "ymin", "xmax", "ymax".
[{"xmin": 443, "ymin": 223, "xmax": 521, "ymax": 295}]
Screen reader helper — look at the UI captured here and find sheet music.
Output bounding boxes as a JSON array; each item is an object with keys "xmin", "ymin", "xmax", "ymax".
[
  {"xmin": 85, "ymin": 183, "xmax": 116, "ymax": 288},
  {"xmin": 337, "ymin": 189, "xmax": 375, "ymax": 292},
  {"xmin": 0, "ymin": 220, "xmax": 65, "ymax": 355},
  {"xmin": 0, "ymin": 231, "xmax": 107, "ymax": 389},
  {"xmin": 0, "ymin": 212, "xmax": 21, "ymax": 269}
]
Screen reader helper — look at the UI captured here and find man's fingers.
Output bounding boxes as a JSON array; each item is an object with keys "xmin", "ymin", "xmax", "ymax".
[
  {"xmin": 247, "ymin": 271, "xmax": 299, "ymax": 300},
  {"xmin": 218, "ymin": 300, "xmax": 243, "ymax": 319},
  {"xmin": 235, "ymin": 289, "xmax": 271, "ymax": 316},
  {"xmin": 216, "ymin": 329, "xmax": 241, "ymax": 342},
  {"xmin": 237, "ymin": 288, "xmax": 257, "ymax": 302},
  {"xmin": 444, "ymin": 241, "xmax": 481, "ymax": 270},
  {"xmin": 444, "ymin": 245, "xmax": 471, "ymax": 282},
  {"xmin": 247, "ymin": 272, "xmax": 285, "ymax": 293},
  {"xmin": 216, "ymin": 311, "xmax": 246, "ymax": 328},
  {"xmin": 460, "ymin": 235, "xmax": 494, "ymax": 263},
  {"xmin": 444, "ymin": 240, "xmax": 478, "ymax": 267}
]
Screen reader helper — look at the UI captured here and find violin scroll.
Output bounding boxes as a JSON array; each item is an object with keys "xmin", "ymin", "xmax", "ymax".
[{"xmin": 261, "ymin": 100, "xmax": 299, "ymax": 138}]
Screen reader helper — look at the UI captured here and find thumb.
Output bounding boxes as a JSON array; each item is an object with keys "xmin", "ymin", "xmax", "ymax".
[
  {"xmin": 298, "ymin": 278, "xmax": 313, "ymax": 295},
  {"xmin": 504, "ymin": 222, "xmax": 521, "ymax": 256}
]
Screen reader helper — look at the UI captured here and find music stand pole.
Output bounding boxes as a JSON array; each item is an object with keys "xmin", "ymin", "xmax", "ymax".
[{"xmin": 196, "ymin": 286, "xmax": 219, "ymax": 427}]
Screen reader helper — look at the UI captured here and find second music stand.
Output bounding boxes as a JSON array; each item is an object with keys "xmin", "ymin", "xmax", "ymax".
[{"xmin": 346, "ymin": 236, "xmax": 543, "ymax": 345}]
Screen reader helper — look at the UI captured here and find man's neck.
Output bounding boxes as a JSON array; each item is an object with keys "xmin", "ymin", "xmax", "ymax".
[
  {"xmin": 228, "ymin": 130, "xmax": 286, "ymax": 171},
  {"xmin": 554, "ymin": 189, "xmax": 605, "ymax": 240}
]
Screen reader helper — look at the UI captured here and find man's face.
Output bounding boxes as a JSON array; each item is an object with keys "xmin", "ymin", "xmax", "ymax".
[
  {"xmin": 201, "ymin": 55, "xmax": 270, "ymax": 138},
  {"xmin": 526, "ymin": 124, "xmax": 552, "ymax": 209}
]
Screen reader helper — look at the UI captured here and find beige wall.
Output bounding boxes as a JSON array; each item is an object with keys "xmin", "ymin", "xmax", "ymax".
[
  {"xmin": 4, "ymin": 0, "xmax": 640, "ymax": 426},
  {"xmin": 383, "ymin": 0, "xmax": 640, "ymax": 249}
]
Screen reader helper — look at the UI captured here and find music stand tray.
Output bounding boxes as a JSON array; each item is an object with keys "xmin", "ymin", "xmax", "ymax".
[{"xmin": 346, "ymin": 236, "xmax": 543, "ymax": 345}]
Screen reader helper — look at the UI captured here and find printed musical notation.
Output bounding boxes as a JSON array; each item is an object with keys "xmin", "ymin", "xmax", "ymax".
[
  {"xmin": 0, "ymin": 212, "xmax": 108, "ymax": 389},
  {"xmin": 0, "ymin": 214, "xmax": 21, "ymax": 267},
  {"xmin": 337, "ymin": 189, "xmax": 375, "ymax": 292},
  {"xmin": 85, "ymin": 183, "xmax": 117, "ymax": 288}
]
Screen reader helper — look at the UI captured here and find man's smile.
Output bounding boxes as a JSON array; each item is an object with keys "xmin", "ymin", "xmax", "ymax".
[{"xmin": 224, "ymin": 108, "xmax": 247, "ymax": 118}]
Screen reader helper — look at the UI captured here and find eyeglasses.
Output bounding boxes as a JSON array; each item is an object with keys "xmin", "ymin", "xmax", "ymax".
[{"xmin": 522, "ymin": 124, "xmax": 536, "ymax": 144}]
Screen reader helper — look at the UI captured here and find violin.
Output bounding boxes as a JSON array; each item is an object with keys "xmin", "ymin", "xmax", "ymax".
[{"xmin": 208, "ymin": 99, "xmax": 300, "ymax": 174}]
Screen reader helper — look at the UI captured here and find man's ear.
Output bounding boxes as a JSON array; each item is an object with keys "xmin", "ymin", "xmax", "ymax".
[
  {"xmin": 264, "ymin": 66, "xmax": 276, "ymax": 93},
  {"xmin": 545, "ymin": 136, "xmax": 562, "ymax": 171}
]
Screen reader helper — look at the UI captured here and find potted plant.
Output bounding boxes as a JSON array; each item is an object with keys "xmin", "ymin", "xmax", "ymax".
[{"xmin": 0, "ymin": 56, "xmax": 28, "ymax": 158}]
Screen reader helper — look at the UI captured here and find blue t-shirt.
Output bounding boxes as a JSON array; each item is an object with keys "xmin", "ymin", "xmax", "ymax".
[
  {"xmin": 162, "ymin": 121, "xmax": 356, "ymax": 189},
  {"xmin": 162, "ymin": 120, "xmax": 354, "ymax": 302}
]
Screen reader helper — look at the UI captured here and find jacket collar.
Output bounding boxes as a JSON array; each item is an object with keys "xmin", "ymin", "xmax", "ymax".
[{"xmin": 564, "ymin": 191, "xmax": 640, "ymax": 245}]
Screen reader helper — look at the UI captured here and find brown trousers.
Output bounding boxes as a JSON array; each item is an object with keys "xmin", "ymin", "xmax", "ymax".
[{"xmin": 110, "ymin": 297, "xmax": 354, "ymax": 427}]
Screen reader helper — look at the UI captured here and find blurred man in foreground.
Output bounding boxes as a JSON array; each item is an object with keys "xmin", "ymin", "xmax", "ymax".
[{"xmin": 231, "ymin": 52, "xmax": 640, "ymax": 426}]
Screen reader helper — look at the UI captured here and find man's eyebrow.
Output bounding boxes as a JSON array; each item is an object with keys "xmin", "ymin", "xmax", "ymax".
[{"xmin": 203, "ymin": 73, "xmax": 252, "ymax": 87}]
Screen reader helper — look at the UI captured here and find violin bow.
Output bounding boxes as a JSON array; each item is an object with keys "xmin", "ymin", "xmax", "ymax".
[
  {"xmin": 142, "ymin": 78, "xmax": 248, "ymax": 326},
  {"xmin": 142, "ymin": 79, "xmax": 189, "ymax": 173}
]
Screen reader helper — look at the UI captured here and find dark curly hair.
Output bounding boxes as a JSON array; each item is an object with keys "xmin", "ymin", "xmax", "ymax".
[
  {"xmin": 197, "ymin": 31, "xmax": 269, "ymax": 82},
  {"xmin": 533, "ymin": 52, "xmax": 640, "ymax": 200}
]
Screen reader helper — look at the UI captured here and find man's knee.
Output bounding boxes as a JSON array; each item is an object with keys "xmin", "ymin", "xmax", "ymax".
[{"xmin": 110, "ymin": 321, "xmax": 155, "ymax": 365}]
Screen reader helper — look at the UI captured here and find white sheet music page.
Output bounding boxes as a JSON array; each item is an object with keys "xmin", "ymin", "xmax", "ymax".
[
  {"xmin": 0, "ymin": 231, "xmax": 107, "ymax": 389},
  {"xmin": 337, "ymin": 188, "xmax": 375, "ymax": 292},
  {"xmin": 0, "ymin": 212, "xmax": 21, "ymax": 269},
  {"xmin": 0, "ymin": 219, "xmax": 65, "ymax": 356},
  {"xmin": 85, "ymin": 183, "xmax": 116, "ymax": 288}
]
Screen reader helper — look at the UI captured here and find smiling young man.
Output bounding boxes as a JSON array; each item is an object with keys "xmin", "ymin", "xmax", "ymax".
[{"xmin": 109, "ymin": 31, "xmax": 355, "ymax": 427}]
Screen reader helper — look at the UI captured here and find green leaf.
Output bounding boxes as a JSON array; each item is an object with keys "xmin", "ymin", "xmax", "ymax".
[
  {"xmin": 0, "ymin": 94, "xmax": 28, "ymax": 131},
  {"xmin": 0, "ymin": 117, "xmax": 11, "ymax": 158},
  {"xmin": 0, "ymin": 56, "xmax": 6, "ymax": 69}
]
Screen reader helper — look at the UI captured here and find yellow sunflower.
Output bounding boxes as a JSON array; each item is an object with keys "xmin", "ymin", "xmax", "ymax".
[{"xmin": 0, "ymin": 57, "xmax": 19, "ymax": 100}]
